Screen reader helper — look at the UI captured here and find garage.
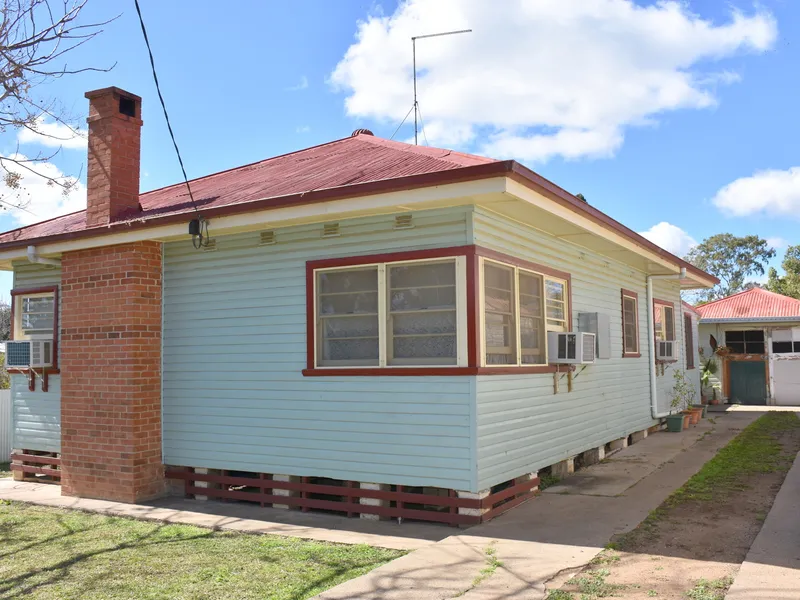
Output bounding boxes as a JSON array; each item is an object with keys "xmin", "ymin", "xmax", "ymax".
[{"xmin": 771, "ymin": 327, "xmax": 800, "ymax": 406}]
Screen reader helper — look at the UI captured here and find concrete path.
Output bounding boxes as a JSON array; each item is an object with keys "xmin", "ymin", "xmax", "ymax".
[
  {"xmin": 316, "ymin": 411, "xmax": 758, "ymax": 599},
  {"xmin": 726, "ymin": 449, "xmax": 800, "ymax": 600}
]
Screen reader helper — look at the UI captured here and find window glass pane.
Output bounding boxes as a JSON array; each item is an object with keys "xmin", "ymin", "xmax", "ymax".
[
  {"xmin": 519, "ymin": 271, "xmax": 545, "ymax": 364},
  {"xmin": 484, "ymin": 263, "xmax": 516, "ymax": 365},
  {"xmin": 664, "ymin": 306, "xmax": 675, "ymax": 341},
  {"xmin": 745, "ymin": 342, "xmax": 765, "ymax": 354},
  {"xmin": 317, "ymin": 268, "xmax": 379, "ymax": 366},
  {"xmin": 794, "ymin": 342, "xmax": 800, "ymax": 353},
  {"xmin": 728, "ymin": 342, "xmax": 745, "ymax": 354},
  {"xmin": 545, "ymin": 279, "xmax": 567, "ymax": 328},
  {"xmin": 773, "ymin": 341, "xmax": 793, "ymax": 354},
  {"xmin": 21, "ymin": 295, "xmax": 55, "ymax": 333},
  {"xmin": 623, "ymin": 296, "xmax": 637, "ymax": 353},
  {"xmin": 726, "ymin": 331, "xmax": 744, "ymax": 342},
  {"xmin": 388, "ymin": 261, "xmax": 457, "ymax": 365},
  {"xmin": 744, "ymin": 330, "xmax": 764, "ymax": 342},
  {"xmin": 684, "ymin": 315, "xmax": 694, "ymax": 368}
]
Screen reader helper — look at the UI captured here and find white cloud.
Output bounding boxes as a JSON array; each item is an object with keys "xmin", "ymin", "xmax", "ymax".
[
  {"xmin": 0, "ymin": 154, "xmax": 86, "ymax": 226},
  {"xmin": 712, "ymin": 167, "xmax": 800, "ymax": 218},
  {"xmin": 638, "ymin": 222, "xmax": 697, "ymax": 256},
  {"xmin": 17, "ymin": 116, "xmax": 87, "ymax": 150},
  {"xmin": 331, "ymin": 0, "xmax": 776, "ymax": 162},
  {"xmin": 286, "ymin": 75, "xmax": 309, "ymax": 91},
  {"xmin": 767, "ymin": 237, "xmax": 788, "ymax": 250},
  {"xmin": 296, "ymin": 125, "xmax": 311, "ymax": 133}
]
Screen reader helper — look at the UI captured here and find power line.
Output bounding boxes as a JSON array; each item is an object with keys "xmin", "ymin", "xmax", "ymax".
[{"xmin": 133, "ymin": 0, "xmax": 201, "ymax": 221}]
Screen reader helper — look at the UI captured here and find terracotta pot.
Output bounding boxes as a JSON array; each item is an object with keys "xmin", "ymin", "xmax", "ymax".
[
  {"xmin": 682, "ymin": 413, "xmax": 691, "ymax": 429},
  {"xmin": 689, "ymin": 408, "xmax": 702, "ymax": 424},
  {"xmin": 710, "ymin": 398, "xmax": 720, "ymax": 406}
]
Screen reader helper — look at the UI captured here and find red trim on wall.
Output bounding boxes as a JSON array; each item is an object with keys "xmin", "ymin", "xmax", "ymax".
[
  {"xmin": 621, "ymin": 288, "xmax": 640, "ymax": 358},
  {"xmin": 9, "ymin": 284, "xmax": 60, "ymax": 371},
  {"xmin": 684, "ymin": 314, "xmax": 696, "ymax": 369},
  {"xmin": 304, "ymin": 244, "xmax": 574, "ymax": 376}
]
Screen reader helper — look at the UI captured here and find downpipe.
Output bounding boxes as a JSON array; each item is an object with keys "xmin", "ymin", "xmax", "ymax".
[
  {"xmin": 27, "ymin": 245, "xmax": 61, "ymax": 267},
  {"xmin": 647, "ymin": 267, "xmax": 686, "ymax": 419}
]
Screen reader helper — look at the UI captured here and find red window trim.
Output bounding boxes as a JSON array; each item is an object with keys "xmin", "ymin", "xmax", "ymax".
[
  {"xmin": 9, "ymin": 285, "xmax": 59, "ymax": 371},
  {"xmin": 621, "ymin": 288, "xmax": 640, "ymax": 358},
  {"xmin": 653, "ymin": 297, "xmax": 676, "ymax": 341},
  {"xmin": 304, "ymin": 245, "xmax": 573, "ymax": 376}
]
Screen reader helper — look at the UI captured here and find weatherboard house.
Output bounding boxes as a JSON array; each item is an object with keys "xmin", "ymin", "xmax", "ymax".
[{"xmin": 1, "ymin": 87, "xmax": 716, "ymax": 525}]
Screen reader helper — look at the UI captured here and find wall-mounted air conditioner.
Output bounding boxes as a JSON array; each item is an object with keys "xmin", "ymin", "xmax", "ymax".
[
  {"xmin": 656, "ymin": 340, "xmax": 675, "ymax": 361},
  {"xmin": 5, "ymin": 340, "xmax": 54, "ymax": 368},
  {"xmin": 548, "ymin": 332, "xmax": 596, "ymax": 364}
]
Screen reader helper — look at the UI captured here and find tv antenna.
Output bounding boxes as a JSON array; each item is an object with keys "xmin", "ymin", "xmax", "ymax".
[{"xmin": 411, "ymin": 29, "xmax": 472, "ymax": 145}]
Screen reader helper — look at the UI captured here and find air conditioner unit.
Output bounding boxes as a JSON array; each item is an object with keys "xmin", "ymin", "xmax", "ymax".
[
  {"xmin": 547, "ymin": 332, "xmax": 596, "ymax": 364},
  {"xmin": 656, "ymin": 340, "xmax": 675, "ymax": 361},
  {"xmin": 5, "ymin": 340, "xmax": 54, "ymax": 368}
]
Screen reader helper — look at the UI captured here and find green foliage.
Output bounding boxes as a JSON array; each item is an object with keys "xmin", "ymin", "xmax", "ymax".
[
  {"xmin": 670, "ymin": 369, "xmax": 696, "ymax": 413},
  {"xmin": 538, "ymin": 472, "xmax": 561, "ymax": 490},
  {"xmin": 686, "ymin": 577, "xmax": 733, "ymax": 600},
  {"xmin": 686, "ymin": 234, "xmax": 776, "ymax": 301},
  {"xmin": 766, "ymin": 244, "xmax": 800, "ymax": 300},
  {"xmin": 699, "ymin": 358, "xmax": 718, "ymax": 392},
  {"xmin": 0, "ymin": 462, "xmax": 10, "ymax": 478},
  {"xmin": 0, "ymin": 503, "xmax": 403, "ymax": 599}
]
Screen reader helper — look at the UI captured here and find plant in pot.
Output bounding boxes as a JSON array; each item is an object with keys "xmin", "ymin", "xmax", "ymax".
[{"xmin": 666, "ymin": 369, "xmax": 694, "ymax": 432}]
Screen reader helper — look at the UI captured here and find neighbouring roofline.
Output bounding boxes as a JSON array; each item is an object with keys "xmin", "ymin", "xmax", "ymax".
[
  {"xmin": 0, "ymin": 157, "xmax": 717, "ymax": 285},
  {"xmin": 699, "ymin": 317, "xmax": 800, "ymax": 324}
]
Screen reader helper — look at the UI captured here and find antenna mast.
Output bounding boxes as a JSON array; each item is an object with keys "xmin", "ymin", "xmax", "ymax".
[{"xmin": 411, "ymin": 29, "xmax": 472, "ymax": 145}]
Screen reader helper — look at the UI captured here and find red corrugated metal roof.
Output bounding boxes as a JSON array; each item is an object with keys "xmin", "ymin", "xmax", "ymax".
[
  {"xmin": 0, "ymin": 132, "xmax": 495, "ymax": 245},
  {"xmin": 695, "ymin": 288, "xmax": 800, "ymax": 320}
]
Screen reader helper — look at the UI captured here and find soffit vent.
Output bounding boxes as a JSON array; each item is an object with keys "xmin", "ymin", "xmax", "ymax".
[
  {"xmin": 322, "ymin": 223, "xmax": 340, "ymax": 238},
  {"xmin": 203, "ymin": 238, "xmax": 217, "ymax": 252},
  {"xmin": 394, "ymin": 214, "xmax": 414, "ymax": 230},
  {"xmin": 259, "ymin": 230, "xmax": 276, "ymax": 246}
]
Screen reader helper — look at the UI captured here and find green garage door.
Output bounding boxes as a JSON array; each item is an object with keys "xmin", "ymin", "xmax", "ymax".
[{"xmin": 729, "ymin": 361, "xmax": 767, "ymax": 405}]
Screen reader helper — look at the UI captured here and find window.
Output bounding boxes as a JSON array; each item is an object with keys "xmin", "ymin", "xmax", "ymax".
[
  {"xmin": 725, "ymin": 330, "xmax": 765, "ymax": 354},
  {"xmin": 771, "ymin": 328, "xmax": 800, "ymax": 354},
  {"xmin": 13, "ymin": 291, "xmax": 56, "ymax": 341},
  {"xmin": 314, "ymin": 258, "xmax": 465, "ymax": 368},
  {"xmin": 653, "ymin": 301, "xmax": 675, "ymax": 342},
  {"xmin": 482, "ymin": 259, "xmax": 568, "ymax": 366},
  {"xmin": 684, "ymin": 314, "xmax": 695, "ymax": 369},
  {"xmin": 621, "ymin": 290, "xmax": 639, "ymax": 356}
]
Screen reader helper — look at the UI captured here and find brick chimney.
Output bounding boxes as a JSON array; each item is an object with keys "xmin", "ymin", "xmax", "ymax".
[{"xmin": 84, "ymin": 87, "xmax": 143, "ymax": 226}]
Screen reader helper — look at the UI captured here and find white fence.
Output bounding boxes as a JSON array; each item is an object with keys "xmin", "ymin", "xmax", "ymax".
[{"xmin": 0, "ymin": 389, "xmax": 11, "ymax": 461}]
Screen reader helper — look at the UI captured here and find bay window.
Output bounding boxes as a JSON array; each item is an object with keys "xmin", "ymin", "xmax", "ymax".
[
  {"xmin": 481, "ymin": 258, "xmax": 568, "ymax": 367},
  {"xmin": 314, "ymin": 257, "xmax": 466, "ymax": 368}
]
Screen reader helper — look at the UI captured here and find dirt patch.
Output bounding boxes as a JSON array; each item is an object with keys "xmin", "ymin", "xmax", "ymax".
[{"xmin": 548, "ymin": 412, "xmax": 800, "ymax": 600}]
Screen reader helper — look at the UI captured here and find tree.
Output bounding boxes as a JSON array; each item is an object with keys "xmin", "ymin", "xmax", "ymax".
[
  {"xmin": 685, "ymin": 234, "xmax": 776, "ymax": 302},
  {"xmin": 0, "ymin": 0, "xmax": 114, "ymax": 211},
  {"xmin": 766, "ymin": 245, "xmax": 800, "ymax": 299}
]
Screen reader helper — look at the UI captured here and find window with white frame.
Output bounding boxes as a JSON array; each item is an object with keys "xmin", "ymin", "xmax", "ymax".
[
  {"xmin": 14, "ymin": 292, "xmax": 56, "ymax": 340},
  {"xmin": 314, "ymin": 257, "xmax": 466, "ymax": 367},
  {"xmin": 654, "ymin": 303, "xmax": 675, "ymax": 342},
  {"xmin": 481, "ymin": 259, "xmax": 568, "ymax": 366}
]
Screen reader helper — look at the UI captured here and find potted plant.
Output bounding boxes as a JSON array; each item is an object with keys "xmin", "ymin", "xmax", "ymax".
[
  {"xmin": 666, "ymin": 369, "xmax": 695, "ymax": 432},
  {"xmin": 700, "ymin": 358, "xmax": 718, "ymax": 407},
  {"xmin": 714, "ymin": 345, "xmax": 732, "ymax": 357}
]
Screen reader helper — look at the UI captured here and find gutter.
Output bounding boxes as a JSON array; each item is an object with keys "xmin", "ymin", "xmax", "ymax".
[{"xmin": 647, "ymin": 268, "xmax": 686, "ymax": 419}]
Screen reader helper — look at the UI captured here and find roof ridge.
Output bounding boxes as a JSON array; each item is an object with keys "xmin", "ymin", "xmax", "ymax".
[
  {"xmin": 352, "ymin": 134, "xmax": 495, "ymax": 166},
  {"xmin": 697, "ymin": 287, "xmax": 758, "ymax": 307}
]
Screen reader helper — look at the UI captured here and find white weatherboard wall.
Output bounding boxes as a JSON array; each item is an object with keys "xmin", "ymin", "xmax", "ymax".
[
  {"xmin": 162, "ymin": 208, "xmax": 476, "ymax": 491},
  {"xmin": 472, "ymin": 208, "xmax": 683, "ymax": 490},
  {"xmin": 9, "ymin": 261, "xmax": 62, "ymax": 453},
  {"xmin": 0, "ymin": 389, "xmax": 11, "ymax": 460}
]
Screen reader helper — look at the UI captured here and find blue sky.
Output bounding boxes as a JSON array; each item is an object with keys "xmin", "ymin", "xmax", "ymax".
[{"xmin": 1, "ymin": 0, "xmax": 798, "ymax": 298}]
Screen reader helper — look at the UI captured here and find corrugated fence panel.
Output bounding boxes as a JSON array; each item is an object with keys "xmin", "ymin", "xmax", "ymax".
[
  {"xmin": 162, "ymin": 208, "xmax": 476, "ymax": 491},
  {"xmin": 472, "ymin": 208, "xmax": 684, "ymax": 490},
  {"xmin": 10, "ymin": 262, "xmax": 61, "ymax": 453},
  {"xmin": 0, "ymin": 389, "xmax": 11, "ymax": 461}
]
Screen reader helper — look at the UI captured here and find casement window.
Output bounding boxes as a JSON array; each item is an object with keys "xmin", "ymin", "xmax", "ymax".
[
  {"xmin": 725, "ymin": 330, "xmax": 765, "ymax": 355},
  {"xmin": 684, "ymin": 314, "xmax": 695, "ymax": 369},
  {"xmin": 314, "ymin": 257, "xmax": 467, "ymax": 368},
  {"xmin": 653, "ymin": 302, "xmax": 675, "ymax": 342},
  {"xmin": 621, "ymin": 290, "xmax": 639, "ymax": 357},
  {"xmin": 481, "ymin": 258, "xmax": 568, "ymax": 366},
  {"xmin": 12, "ymin": 290, "xmax": 57, "ymax": 341}
]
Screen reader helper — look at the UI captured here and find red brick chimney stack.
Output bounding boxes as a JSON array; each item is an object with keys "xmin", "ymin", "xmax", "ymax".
[{"xmin": 84, "ymin": 87, "xmax": 143, "ymax": 226}]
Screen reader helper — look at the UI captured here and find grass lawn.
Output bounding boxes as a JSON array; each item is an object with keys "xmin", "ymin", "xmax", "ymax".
[
  {"xmin": 0, "ymin": 502, "xmax": 404, "ymax": 599},
  {"xmin": 0, "ymin": 463, "xmax": 9, "ymax": 478}
]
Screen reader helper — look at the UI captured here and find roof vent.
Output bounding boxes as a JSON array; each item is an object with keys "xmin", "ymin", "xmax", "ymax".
[
  {"xmin": 322, "ymin": 223, "xmax": 340, "ymax": 238},
  {"xmin": 203, "ymin": 238, "xmax": 217, "ymax": 252},
  {"xmin": 351, "ymin": 128, "xmax": 374, "ymax": 137},
  {"xmin": 259, "ymin": 230, "xmax": 276, "ymax": 246},
  {"xmin": 394, "ymin": 214, "xmax": 414, "ymax": 230}
]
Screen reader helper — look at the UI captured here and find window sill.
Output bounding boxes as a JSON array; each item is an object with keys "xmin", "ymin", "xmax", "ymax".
[
  {"xmin": 302, "ymin": 365, "xmax": 571, "ymax": 377},
  {"xmin": 656, "ymin": 359, "xmax": 678, "ymax": 365},
  {"xmin": 622, "ymin": 353, "xmax": 641, "ymax": 359},
  {"xmin": 7, "ymin": 368, "xmax": 60, "ymax": 375}
]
